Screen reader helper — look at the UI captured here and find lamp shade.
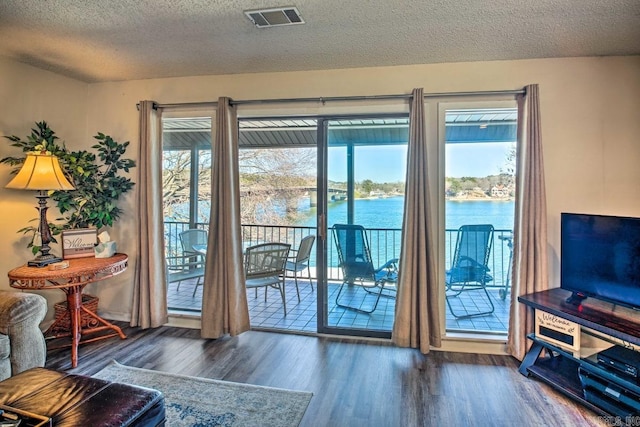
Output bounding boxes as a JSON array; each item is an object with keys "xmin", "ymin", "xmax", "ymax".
[{"xmin": 5, "ymin": 152, "xmax": 74, "ymax": 191}]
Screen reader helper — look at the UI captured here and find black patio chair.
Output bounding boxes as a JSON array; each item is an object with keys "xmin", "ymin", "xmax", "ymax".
[
  {"xmin": 445, "ymin": 224, "xmax": 495, "ymax": 318},
  {"xmin": 332, "ymin": 224, "xmax": 398, "ymax": 314}
]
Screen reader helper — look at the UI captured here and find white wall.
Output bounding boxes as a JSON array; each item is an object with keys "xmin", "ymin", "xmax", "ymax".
[{"xmin": 2, "ymin": 55, "xmax": 640, "ymax": 325}]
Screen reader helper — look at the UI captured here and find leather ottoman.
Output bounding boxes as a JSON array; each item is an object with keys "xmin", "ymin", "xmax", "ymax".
[{"xmin": 0, "ymin": 367, "xmax": 164, "ymax": 426}]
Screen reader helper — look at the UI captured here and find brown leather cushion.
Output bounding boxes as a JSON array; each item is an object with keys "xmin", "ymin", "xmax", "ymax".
[{"xmin": 0, "ymin": 367, "xmax": 164, "ymax": 426}]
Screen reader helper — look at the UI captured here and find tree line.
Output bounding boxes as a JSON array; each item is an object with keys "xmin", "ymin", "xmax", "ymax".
[{"xmin": 162, "ymin": 145, "xmax": 516, "ymax": 227}]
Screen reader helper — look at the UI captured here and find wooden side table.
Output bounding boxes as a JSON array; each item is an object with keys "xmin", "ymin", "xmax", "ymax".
[{"xmin": 8, "ymin": 253, "xmax": 128, "ymax": 368}]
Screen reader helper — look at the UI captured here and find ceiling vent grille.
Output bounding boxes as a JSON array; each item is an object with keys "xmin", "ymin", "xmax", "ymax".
[{"xmin": 244, "ymin": 7, "xmax": 304, "ymax": 28}]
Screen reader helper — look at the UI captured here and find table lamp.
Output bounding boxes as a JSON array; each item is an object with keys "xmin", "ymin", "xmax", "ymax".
[{"xmin": 5, "ymin": 151, "xmax": 74, "ymax": 267}]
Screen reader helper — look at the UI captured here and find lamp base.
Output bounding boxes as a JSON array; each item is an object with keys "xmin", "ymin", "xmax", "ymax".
[{"xmin": 28, "ymin": 255, "xmax": 63, "ymax": 268}]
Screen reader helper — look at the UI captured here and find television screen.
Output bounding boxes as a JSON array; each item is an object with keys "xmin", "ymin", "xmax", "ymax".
[{"xmin": 561, "ymin": 213, "xmax": 640, "ymax": 309}]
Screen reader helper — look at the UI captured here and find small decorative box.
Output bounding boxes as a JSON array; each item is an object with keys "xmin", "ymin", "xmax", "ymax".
[{"xmin": 94, "ymin": 241, "xmax": 117, "ymax": 258}]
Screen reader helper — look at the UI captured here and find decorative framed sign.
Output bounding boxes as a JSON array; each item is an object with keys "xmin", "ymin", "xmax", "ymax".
[
  {"xmin": 61, "ymin": 228, "xmax": 98, "ymax": 259},
  {"xmin": 535, "ymin": 309, "xmax": 581, "ymax": 352}
]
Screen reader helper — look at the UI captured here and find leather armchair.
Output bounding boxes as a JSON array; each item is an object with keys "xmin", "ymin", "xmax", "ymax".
[{"xmin": 0, "ymin": 291, "xmax": 47, "ymax": 381}]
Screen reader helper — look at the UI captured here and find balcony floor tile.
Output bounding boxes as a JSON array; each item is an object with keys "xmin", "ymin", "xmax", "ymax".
[{"xmin": 168, "ymin": 278, "xmax": 510, "ymax": 335}]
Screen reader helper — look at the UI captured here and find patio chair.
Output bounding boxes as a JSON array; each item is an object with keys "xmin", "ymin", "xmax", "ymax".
[
  {"xmin": 170, "ymin": 229, "xmax": 208, "ymax": 296},
  {"xmin": 245, "ymin": 243, "xmax": 291, "ymax": 316},
  {"xmin": 179, "ymin": 229, "xmax": 208, "ymax": 258},
  {"xmin": 285, "ymin": 235, "xmax": 316, "ymax": 302},
  {"xmin": 445, "ymin": 224, "xmax": 495, "ymax": 318},
  {"xmin": 166, "ymin": 254, "xmax": 205, "ymax": 297},
  {"xmin": 332, "ymin": 224, "xmax": 398, "ymax": 313}
]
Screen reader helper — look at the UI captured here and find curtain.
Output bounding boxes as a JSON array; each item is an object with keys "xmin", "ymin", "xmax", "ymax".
[
  {"xmin": 392, "ymin": 88, "xmax": 441, "ymax": 354},
  {"xmin": 131, "ymin": 100, "xmax": 168, "ymax": 328},
  {"xmin": 201, "ymin": 97, "xmax": 250, "ymax": 338},
  {"xmin": 507, "ymin": 84, "xmax": 549, "ymax": 360}
]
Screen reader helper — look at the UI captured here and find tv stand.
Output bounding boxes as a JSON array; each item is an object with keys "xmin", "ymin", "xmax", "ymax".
[{"xmin": 518, "ymin": 288, "xmax": 640, "ymax": 419}]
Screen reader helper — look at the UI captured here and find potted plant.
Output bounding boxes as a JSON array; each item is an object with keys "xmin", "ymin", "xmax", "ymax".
[{"xmin": 1, "ymin": 121, "xmax": 136, "ymax": 255}]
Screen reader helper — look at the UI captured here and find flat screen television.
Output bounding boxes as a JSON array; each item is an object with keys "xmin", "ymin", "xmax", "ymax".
[{"xmin": 561, "ymin": 213, "xmax": 640, "ymax": 309}]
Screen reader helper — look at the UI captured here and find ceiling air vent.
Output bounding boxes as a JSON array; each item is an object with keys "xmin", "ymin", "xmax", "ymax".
[{"xmin": 244, "ymin": 7, "xmax": 304, "ymax": 28}]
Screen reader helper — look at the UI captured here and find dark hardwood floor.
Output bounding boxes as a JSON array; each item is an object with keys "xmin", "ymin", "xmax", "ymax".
[{"xmin": 45, "ymin": 324, "xmax": 606, "ymax": 426}]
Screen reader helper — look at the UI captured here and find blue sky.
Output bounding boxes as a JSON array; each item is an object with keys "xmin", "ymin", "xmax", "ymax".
[
  {"xmin": 328, "ymin": 142, "xmax": 515, "ymax": 182},
  {"xmin": 328, "ymin": 146, "xmax": 407, "ymax": 182},
  {"xmin": 446, "ymin": 142, "xmax": 515, "ymax": 178}
]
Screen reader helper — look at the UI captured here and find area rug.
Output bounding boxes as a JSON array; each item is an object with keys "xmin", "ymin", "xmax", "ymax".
[{"xmin": 93, "ymin": 360, "xmax": 312, "ymax": 427}]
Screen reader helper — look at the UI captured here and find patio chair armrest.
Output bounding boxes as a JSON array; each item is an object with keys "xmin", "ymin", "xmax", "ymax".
[
  {"xmin": 167, "ymin": 254, "xmax": 202, "ymax": 260},
  {"xmin": 168, "ymin": 262, "xmax": 204, "ymax": 271},
  {"xmin": 458, "ymin": 256, "xmax": 490, "ymax": 271},
  {"xmin": 377, "ymin": 258, "xmax": 399, "ymax": 271},
  {"xmin": 166, "ymin": 255, "xmax": 205, "ymax": 270}
]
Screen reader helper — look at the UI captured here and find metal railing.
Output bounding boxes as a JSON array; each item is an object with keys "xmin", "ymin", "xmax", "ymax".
[{"xmin": 164, "ymin": 221, "xmax": 513, "ymax": 288}]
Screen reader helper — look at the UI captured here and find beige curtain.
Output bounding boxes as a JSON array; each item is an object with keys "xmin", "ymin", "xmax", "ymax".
[
  {"xmin": 392, "ymin": 88, "xmax": 441, "ymax": 353},
  {"xmin": 201, "ymin": 97, "xmax": 250, "ymax": 338},
  {"xmin": 507, "ymin": 84, "xmax": 549, "ymax": 360},
  {"xmin": 131, "ymin": 100, "xmax": 168, "ymax": 328}
]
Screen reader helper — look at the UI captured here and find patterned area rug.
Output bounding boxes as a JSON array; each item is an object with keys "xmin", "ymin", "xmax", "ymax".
[{"xmin": 93, "ymin": 360, "xmax": 312, "ymax": 427}]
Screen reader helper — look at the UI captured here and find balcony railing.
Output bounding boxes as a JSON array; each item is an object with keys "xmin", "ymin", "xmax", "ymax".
[{"xmin": 164, "ymin": 221, "xmax": 513, "ymax": 289}]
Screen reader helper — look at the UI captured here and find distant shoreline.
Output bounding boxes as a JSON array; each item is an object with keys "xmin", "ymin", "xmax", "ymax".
[
  {"xmin": 341, "ymin": 195, "xmax": 514, "ymax": 202},
  {"xmin": 446, "ymin": 197, "xmax": 514, "ymax": 202},
  {"xmin": 344, "ymin": 194, "xmax": 515, "ymax": 203}
]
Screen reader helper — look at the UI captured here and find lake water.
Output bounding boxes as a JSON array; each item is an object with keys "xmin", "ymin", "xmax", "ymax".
[
  {"xmin": 167, "ymin": 197, "xmax": 515, "ymax": 270},
  {"xmin": 170, "ymin": 195, "xmax": 515, "ymax": 232},
  {"xmin": 296, "ymin": 196, "xmax": 515, "ymax": 231},
  {"xmin": 293, "ymin": 196, "xmax": 514, "ymax": 269}
]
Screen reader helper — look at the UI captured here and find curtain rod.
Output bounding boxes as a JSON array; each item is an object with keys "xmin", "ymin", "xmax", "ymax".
[
  {"xmin": 233, "ymin": 89, "xmax": 525, "ymax": 106},
  {"xmin": 142, "ymin": 88, "xmax": 526, "ymax": 110}
]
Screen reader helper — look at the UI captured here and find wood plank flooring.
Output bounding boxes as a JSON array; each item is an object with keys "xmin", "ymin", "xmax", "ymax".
[{"xmin": 45, "ymin": 324, "xmax": 607, "ymax": 426}]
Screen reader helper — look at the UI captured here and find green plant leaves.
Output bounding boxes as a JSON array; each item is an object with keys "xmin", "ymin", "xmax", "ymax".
[{"xmin": 1, "ymin": 121, "xmax": 136, "ymax": 236}]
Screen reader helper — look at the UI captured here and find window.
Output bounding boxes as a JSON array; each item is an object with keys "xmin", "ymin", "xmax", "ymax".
[{"xmin": 442, "ymin": 106, "xmax": 517, "ymax": 335}]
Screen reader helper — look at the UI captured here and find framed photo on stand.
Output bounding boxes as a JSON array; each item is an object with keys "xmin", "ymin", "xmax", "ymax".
[{"xmin": 62, "ymin": 228, "xmax": 98, "ymax": 259}]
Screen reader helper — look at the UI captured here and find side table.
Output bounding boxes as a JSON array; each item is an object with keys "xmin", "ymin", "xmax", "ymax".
[{"xmin": 8, "ymin": 253, "xmax": 128, "ymax": 368}]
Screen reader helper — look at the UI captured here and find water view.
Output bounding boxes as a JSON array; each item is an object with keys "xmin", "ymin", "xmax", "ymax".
[
  {"xmin": 285, "ymin": 196, "xmax": 515, "ymax": 271},
  {"xmin": 294, "ymin": 196, "xmax": 515, "ymax": 232},
  {"xmin": 165, "ymin": 196, "xmax": 514, "ymax": 272}
]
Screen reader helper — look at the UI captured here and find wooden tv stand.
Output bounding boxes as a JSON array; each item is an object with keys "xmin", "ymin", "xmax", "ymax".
[{"xmin": 518, "ymin": 288, "xmax": 640, "ymax": 418}]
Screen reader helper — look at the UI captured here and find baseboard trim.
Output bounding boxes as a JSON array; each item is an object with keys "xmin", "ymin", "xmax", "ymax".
[{"xmin": 438, "ymin": 334, "xmax": 509, "ymax": 355}]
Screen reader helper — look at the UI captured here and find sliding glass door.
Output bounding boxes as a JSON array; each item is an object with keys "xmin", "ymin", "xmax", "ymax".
[
  {"xmin": 160, "ymin": 112, "xmax": 409, "ymax": 338},
  {"xmin": 233, "ymin": 114, "xmax": 408, "ymax": 337}
]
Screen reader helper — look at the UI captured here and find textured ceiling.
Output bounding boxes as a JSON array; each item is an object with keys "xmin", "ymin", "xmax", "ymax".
[{"xmin": 0, "ymin": 0, "xmax": 638, "ymax": 83}]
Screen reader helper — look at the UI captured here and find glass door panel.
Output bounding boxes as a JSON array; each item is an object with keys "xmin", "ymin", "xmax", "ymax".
[
  {"xmin": 322, "ymin": 117, "xmax": 408, "ymax": 336},
  {"xmin": 443, "ymin": 106, "xmax": 517, "ymax": 334},
  {"xmin": 161, "ymin": 116, "xmax": 212, "ymax": 312},
  {"xmin": 238, "ymin": 118, "xmax": 318, "ymax": 332}
]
